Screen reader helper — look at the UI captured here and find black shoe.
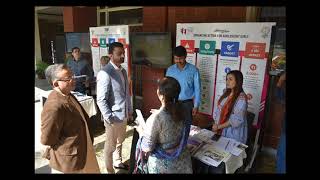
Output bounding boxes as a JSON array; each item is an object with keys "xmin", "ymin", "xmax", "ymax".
[
  {"xmin": 113, "ymin": 163, "xmax": 129, "ymax": 170},
  {"xmin": 127, "ymin": 121, "xmax": 138, "ymax": 126}
]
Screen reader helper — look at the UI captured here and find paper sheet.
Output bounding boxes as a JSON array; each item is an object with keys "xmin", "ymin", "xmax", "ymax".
[
  {"xmin": 194, "ymin": 143, "xmax": 229, "ymax": 167},
  {"xmin": 135, "ymin": 109, "xmax": 146, "ymax": 129},
  {"xmin": 192, "ymin": 128, "xmax": 214, "ymax": 142},
  {"xmin": 208, "ymin": 137, "xmax": 247, "ymax": 156}
]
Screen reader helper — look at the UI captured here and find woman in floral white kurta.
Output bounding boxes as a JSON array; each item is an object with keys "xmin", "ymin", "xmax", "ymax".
[
  {"xmin": 141, "ymin": 107, "xmax": 192, "ymax": 173},
  {"xmin": 136, "ymin": 77, "xmax": 193, "ymax": 174}
]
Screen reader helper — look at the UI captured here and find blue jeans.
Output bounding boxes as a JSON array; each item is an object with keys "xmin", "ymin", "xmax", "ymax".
[{"xmin": 276, "ymin": 119, "xmax": 286, "ymax": 173}]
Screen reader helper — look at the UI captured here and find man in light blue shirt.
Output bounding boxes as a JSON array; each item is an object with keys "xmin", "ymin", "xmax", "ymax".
[{"xmin": 166, "ymin": 45, "xmax": 201, "ymax": 133}]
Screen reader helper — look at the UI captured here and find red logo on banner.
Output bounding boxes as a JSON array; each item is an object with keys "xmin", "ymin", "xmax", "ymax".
[
  {"xmin": 92, "ymin": 38, "xmax": 99, "ymax": 47},
  {"xmin": 250, "ymin": 64, "xmax": 257, "ymax": 71},
  {"xmin": 180, "ymin": 40, "xmax": 195, "ymax": 54},
  {"xmin": 244, "ymin": 42, "xmax": 266, "ymax": 59},
  {"xmin": 118, "ymin": 38, "xmax": 126, "ymax": 45},
  {"xmin": 118, "ymin": 38, "xmax": 127, "ymax": 48}
]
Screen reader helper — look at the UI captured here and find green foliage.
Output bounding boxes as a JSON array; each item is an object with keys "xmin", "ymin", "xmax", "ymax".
[{"xmin": 36, "ymin": 60, "xmax": 49, "ymax": 79}]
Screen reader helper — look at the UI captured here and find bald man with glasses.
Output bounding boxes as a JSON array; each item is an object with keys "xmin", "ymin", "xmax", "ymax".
[{"xmin": 41, "ymin": 64, "xmax": 100, "ymax": 173}]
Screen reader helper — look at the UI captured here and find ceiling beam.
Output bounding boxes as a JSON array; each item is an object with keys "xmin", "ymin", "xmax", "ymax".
[{"xmin": 35, "ymin": 6, "xmax": 51, "ymax": 11}]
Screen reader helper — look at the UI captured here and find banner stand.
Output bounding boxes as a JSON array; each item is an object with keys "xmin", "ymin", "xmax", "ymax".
[{"xmin": 176, "ymin": 23, "xmax": 276, "ymax": 172}]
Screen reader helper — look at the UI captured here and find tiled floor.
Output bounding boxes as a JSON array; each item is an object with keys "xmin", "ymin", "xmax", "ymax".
[
  {"xmin": 251, "ymin": 149, "xmax": 277, "ymax": 173},
  {"xmin": 93, "ymin": 123, "xmax": 134, "ymax": 174}
]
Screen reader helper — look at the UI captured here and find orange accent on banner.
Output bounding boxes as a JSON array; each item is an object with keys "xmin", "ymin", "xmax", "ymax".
[
  {"xmin": 118, "ymin": 38, "xmax": 126, "ymax": 48},
  {"xmin": 244, "ymin": 42, "xmax": 266, "ymax": 59}
]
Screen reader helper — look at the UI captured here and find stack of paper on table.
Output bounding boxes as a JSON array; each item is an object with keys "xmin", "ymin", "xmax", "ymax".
[
  {"xmin": 191, "ymin": 127, "xmax": 214, "ymax": 142},
  {"xmin": 187, "ymin": 137, "xmax": 204, "ymax": 156},
  {"xmin": 207, "ymin": 137, "xmax": 248, "ymax": 156},
  {"xmin": 190, "ymin": 125, "xmax": 201, "ymax": 136},
  {"xmin": 193, "ymin": 143, "xmax": 230, "ymax": 167},
  {"xmin": 187, "ymin": 126, "xmax": 247, "ymax": 167}
]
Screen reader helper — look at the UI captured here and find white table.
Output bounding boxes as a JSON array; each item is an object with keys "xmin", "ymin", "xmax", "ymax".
[
  {"xmin": 189, "ymin": 125, "xmax": 247, "ymax": 174},
  {"xmin": 223, "ymin": 150, "xmax": 246, "ymax": 173},
  {"xmin": 40, "ymin": 90, "xmax": 97, "ymax": 117}
]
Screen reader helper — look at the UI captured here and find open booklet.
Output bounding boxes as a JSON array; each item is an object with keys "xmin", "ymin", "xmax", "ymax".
[
  {"xmin": 209, "ymin": 137, "xmax": 248, "ymax": 156},
  {"xmin": 194, "ymin": 143, "xmax": 230, "ymax": 167},
  {"xmin": 187, "ymin": 125, "xmax": 248, "ymax": 167},
  {"xmin": 134, "ymin": 109, "xmax": 146, "ymax": 129}
]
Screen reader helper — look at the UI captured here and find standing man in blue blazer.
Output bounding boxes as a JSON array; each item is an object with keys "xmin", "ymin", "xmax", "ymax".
[{"xmin": 96, "ymin": 42, "xmax": 133, "ymax": 173}]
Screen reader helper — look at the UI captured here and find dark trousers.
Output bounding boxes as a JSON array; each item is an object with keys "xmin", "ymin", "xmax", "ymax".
[
  {"xmin": 192, "ymin": 158, "xmax": 226, "ymax": 174},
  {"xmin": 180, "ymin": 100, "xmax": 194, "ymax": 135},
  {"xmin": 129, "ymin": 129, "xmax": 139, "ymax": 173}
]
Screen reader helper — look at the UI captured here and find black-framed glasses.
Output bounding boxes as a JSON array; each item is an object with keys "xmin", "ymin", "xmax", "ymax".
[{"xmin": 57, "ymin": 76, "xmax": 75, "ymax": 82}]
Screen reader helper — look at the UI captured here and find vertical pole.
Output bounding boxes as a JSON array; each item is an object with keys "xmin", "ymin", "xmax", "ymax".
[{"xmin": 51, "ymin": 40, "xmax": 56, "ymax": 64}]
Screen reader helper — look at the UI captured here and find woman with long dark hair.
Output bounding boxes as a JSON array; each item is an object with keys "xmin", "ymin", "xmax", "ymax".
[
  {"xmin": 134, "ymin": 76, "xmax": 192, "ymax": 173},
  {"xmin": 212, "ymin": 70, "xmax": 248, "ymax": 144}
]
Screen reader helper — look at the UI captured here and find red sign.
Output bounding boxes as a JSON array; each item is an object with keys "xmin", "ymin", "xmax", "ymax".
[
  {"xmin": 250, "ymin": 64, "xmax": 257, "ymax": 71},
  {"xmin": 118, "ymin": 38, "xmax": 126, "ymax": 46},
  {"xmin": 180, "ymin": 40, "xmax": 195, "ymax": 54},
  {"xmin": 244, "ymin": 42, "xmax": 266, "ymax": 59},
  {"xmin": 92, "ymin": 38, "xmax": 99, "ymax": 47}
]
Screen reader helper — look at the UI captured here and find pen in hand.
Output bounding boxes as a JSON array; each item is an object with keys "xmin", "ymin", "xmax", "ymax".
[{"xmin": 225, "ymin": 140, "xmax": 230, "ymax": 150}]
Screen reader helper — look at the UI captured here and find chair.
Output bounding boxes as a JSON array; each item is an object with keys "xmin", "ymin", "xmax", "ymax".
[
  {"xmin": 236, "ymin": 111, "xmax": 255, "ymax": 173},
  {"xmin": 246, "ymin": 111, "xmax": 255, "ymax": 146},
  {"xmin": 244, "ymin": 112, "xmax": 256, "ymax": 170}
]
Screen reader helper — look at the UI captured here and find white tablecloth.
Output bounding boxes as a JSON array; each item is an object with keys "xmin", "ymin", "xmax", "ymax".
[
  {"xmin": 189, "ymin": 125, "xmax": 247, "ymax": 174},
  {"xmin": 223, "ymin": 149, "xmax": 247, "ymax": 173},
  {"xmin": 40, "ymin": 90, "xmax": 97, "ymax": 117}
]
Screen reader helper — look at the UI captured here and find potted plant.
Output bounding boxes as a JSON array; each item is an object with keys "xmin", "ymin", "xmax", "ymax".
[{"xmin": 36, "ymin": 60, "xmax": 49, "ymax": 79}]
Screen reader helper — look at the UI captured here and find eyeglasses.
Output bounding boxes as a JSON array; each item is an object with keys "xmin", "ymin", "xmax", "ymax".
[{"xmin": 57, "ymin": 76, "xmax": 75, "ymax": 82}]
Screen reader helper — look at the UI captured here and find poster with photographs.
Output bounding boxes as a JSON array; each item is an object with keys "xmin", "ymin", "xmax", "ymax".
[
  {"xmin": 176, "ymin": 23, "xmax": 275, "ymax": 128},
  {"xmin": 89, "ymin": 25, "xmax": 129, "ymax": 76}
]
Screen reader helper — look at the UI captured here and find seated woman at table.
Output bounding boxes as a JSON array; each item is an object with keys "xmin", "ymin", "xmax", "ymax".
[
  {"xmin": 134, "ymin": 77, "xmax": 193, "ymax": 174},
  {"xmin": 212, "ymin": 70, "xmax": 248, "ymax": 144}
]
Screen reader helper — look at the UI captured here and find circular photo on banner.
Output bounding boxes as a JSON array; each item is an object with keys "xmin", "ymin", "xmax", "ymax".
[{"xmin": 225, "ymin": 67, "xmax": 231, "ymax": 73}]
